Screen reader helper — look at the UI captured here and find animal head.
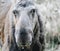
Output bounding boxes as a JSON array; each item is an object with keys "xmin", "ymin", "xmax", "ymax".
[{"xmin": 12, "ymin": 0, "xmax": 42, "ymax": 49}]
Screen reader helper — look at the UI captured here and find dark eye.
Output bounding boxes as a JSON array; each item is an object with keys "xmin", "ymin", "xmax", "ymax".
[
  {"xmin": 13, "ymin": 10, "xmax": 19, "ymax": 17},
  {"xmin": 30, "ymin": 9, "xmax": 35, "ymax": 18},
  {"xmin": 30, "ymin": 9, "xmax": 35, "ymax": 13}
]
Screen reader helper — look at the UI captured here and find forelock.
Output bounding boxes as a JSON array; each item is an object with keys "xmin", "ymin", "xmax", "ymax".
[{"xmin": 16, "ymin": 0, "xmax": 35, "ymax": 8}]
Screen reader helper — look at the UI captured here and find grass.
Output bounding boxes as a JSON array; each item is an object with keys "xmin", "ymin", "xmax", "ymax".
[{"xmin": 0, "ymin": 48, "xmax": 2, "ymax": 51}]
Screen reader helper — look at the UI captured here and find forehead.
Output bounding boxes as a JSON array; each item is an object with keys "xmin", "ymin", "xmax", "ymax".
[
  {"xmin": 14, "ymin": 1, "xmax": 35, "ymax": 11},
  {"xmin": 17, "ymin": 0, "xmax": 34, "ymax": 7},
  {"xmin": 20, "ymin": 1, "xmax": 34, "ymax": 6}
]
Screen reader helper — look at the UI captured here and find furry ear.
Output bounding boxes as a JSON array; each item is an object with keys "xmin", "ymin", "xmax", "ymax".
[
  {"xmin": 32, "ymin": 8, "xmax": 45, "ymax": 51},
  {"xmin": 37, "ymin": 9, "xmax": 45, "ymax": 51}
]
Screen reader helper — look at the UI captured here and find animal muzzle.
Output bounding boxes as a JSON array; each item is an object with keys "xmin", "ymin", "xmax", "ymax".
[
  {"xmin": 17, "ymin": 28, "xmax": 32, "ymax": 49},
  {"xmin": 17, "ymin": 40, "xmax": 31, "ymax": 50}
]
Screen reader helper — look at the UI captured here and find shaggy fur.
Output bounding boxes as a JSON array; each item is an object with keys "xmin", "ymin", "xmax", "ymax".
[
  {"xmin": 2, "ymin": 0, "xmax": 45, "ymax": 51},
  {"xmin": 0, "ymin": 0, "xmax": 11, "ymax": 45}
]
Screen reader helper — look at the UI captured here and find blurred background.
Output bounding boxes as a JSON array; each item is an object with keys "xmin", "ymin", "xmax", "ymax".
[
  {"xmin": 0, "ymin": 0, "xmax": 60, "ymax": 51},
  {"xmin": 36, "ymin": 0, "xmax": 60, "ymax": 51}
]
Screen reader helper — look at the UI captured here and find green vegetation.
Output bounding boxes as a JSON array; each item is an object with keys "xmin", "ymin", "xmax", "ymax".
[{"xmin": 0, "ymin": 48, "xmax": 2, "ymax": 51}]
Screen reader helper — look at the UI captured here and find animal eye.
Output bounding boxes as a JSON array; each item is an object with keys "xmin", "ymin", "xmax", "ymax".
[
  {"xmin": 30, "ymin": 9, "xmax": 36, "ymax": 18},
  {"xmin": 13, "ymin": 10, "xmax": 19, "ymax": 17},
  {"xmin": 30, "ymin": 9, "xmax": 35, "ymax": 14}
]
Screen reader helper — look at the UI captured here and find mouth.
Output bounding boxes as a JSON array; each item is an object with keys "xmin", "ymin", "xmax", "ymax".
[
  {"xmin": 17, "ymin": 43, "xmax": 31, "ymax": 49},
  {"xmin": 15, "ymin": 41, "xmax": 31, "ymax": 50},
  {"xmin": 17, "ymin": 44, "xmax": 31, "ymax": 51}
]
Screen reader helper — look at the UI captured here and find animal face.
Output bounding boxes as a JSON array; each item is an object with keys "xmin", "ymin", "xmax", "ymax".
[{"xmin": 12, "ymin": 0, "xmax": 38, "ymax": 48}]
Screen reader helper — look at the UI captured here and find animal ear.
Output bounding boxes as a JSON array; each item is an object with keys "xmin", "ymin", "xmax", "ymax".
[
  {"xmin": 37, "ymin": 9, "xmax": 45, "ymax": 50},
  {"xmin": 36, "ymin": 8, "xmax": 44, "ymax": 43},
  {"xmin": 36, "ymin": 9, "xmax": 43, "ymax": 34},
  {"xmin": 35, "ymin": 4, "xmax": 43, "ymax": 33}
]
